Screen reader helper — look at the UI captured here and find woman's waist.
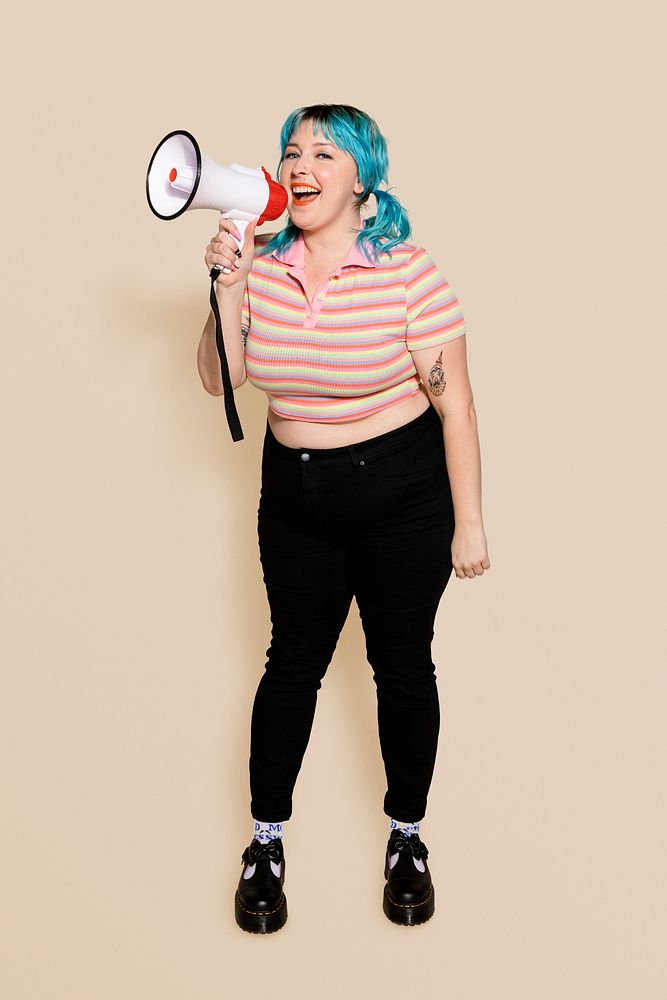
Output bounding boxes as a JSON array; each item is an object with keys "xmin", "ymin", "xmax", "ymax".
[{"xmin": 266, "ymin": 387, "xmax": 432, "ymax": 448}]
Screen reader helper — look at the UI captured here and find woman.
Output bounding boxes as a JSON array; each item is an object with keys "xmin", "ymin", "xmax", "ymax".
[{"xmin": 197, "ymin": 104, "xmax": 490, "ymax": 933}]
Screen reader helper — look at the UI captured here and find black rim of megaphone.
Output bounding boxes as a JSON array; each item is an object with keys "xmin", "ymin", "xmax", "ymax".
[{"xmin": 146, "ymin": 129, "xmax": 202, "ymax": 220}]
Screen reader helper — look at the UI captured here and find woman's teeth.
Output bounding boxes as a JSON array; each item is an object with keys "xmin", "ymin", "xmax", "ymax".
[{"xmin": 292, "ymin": 188, "xmax": 320, "ymax": 204}]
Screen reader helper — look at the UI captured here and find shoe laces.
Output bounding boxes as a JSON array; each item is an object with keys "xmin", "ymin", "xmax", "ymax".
[
  {"xmin": 391, "ymin": 832, "xmax": 429, "ymax": 861},
  {"xmin": 242, "ymin": 838, "xmax": 283, "ymax": 864}
]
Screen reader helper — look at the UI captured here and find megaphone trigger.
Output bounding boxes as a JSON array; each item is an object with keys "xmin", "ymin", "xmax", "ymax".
[{"xmin": 213, "ymin": 216, "xmax": 253, "ymax": 273}]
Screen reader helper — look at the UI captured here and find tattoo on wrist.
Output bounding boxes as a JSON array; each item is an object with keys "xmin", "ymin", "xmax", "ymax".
[{"xmin": 428, "ymin": 351, "xmax": 446, "ymax": 396}]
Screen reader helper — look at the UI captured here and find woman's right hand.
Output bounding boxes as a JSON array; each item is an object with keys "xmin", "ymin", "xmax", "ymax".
[{"xmin": 204, "ymin": 217, "xmax": 257, "ymax": 289}]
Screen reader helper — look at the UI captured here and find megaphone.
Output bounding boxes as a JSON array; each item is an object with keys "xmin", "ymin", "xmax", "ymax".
[
  {"xmin": 146, "ymin": 129, "xmax": 287, "ymax": 271},
  {"xmin": 146, "ymin": 130, "xmax": 288, "ymax": 443}
]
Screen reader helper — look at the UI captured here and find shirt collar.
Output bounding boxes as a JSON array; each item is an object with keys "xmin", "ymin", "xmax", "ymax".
[{"xmin": 271, "ymin": 221, "xmax": 376, "ymax": 276}]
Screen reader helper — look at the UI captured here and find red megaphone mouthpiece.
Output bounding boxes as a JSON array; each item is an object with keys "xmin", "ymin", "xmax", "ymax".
[{"xmin": 258, "ymin": 167, "xmax": 288, "ymax": 225}]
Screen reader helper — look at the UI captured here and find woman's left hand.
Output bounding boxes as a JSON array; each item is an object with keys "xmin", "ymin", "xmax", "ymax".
[{"xmin": 451, "ymin": 524, "xmax": 491, "ymax": 579}]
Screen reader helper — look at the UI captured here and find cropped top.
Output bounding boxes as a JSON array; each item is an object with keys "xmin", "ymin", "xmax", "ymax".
[{"xmin": 241, "ymin": 220, "xmax": 466, "ymax": 423}]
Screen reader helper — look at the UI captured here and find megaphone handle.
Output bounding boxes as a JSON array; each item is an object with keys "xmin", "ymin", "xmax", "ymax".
[
  {"xmin": 208, "ymin": 274, "xmax": 244, "ymax": 442},
  {"xmin": 213, "ymin": 216, "xmax": 250, "ymax": 274}
]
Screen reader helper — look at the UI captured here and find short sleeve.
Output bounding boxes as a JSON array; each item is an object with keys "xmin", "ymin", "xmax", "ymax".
[{"xmin": 405, "ymin": 248, "xmax": 466, "ymax": 351}]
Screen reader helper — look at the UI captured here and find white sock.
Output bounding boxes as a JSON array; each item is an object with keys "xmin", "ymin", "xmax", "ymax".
[
  {"xmin": 390, "ymin": 817, "xmax": 421, "ymax": 837},
  {"xmin": 253, "ymin": 819, "xmax": 285, "ymax": 844},
  {"xmin": 388, "ymin": 818, "xmax": 425, "ymax": 872},
  {"xmin": 244, "ymin": 820, "xmax": 284, "ymax": 880}
]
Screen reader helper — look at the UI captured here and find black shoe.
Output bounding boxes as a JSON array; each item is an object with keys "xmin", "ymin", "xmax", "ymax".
[
  {"xmin": 383, "ymin": 829, "xmax": 435, "ymax": 926},
  {"xmin": 235, "ymin": 837, "xmax": 288, "ymax": 934}
]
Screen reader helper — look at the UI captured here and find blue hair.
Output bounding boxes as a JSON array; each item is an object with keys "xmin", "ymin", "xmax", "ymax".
[{"xmin": 257, "ymin": 104, "xmax": 412, "ymax": 265}]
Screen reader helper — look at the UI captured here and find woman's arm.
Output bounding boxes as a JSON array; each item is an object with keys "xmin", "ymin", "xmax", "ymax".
[
  {"xmin": 410, "ymin": 336, "xmax": 490, "ymax": 576},
  {"xmin": 441, "ymin": 402, "xmax": 483, "ymax": 528},
  {"xmin": 197, "ymin": 282, "xmax": 247, "ymax": 396}
]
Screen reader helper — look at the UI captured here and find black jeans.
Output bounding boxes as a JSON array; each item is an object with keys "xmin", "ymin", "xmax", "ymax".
[{"xmin": 249, "ymin": 402, "xmax": 456, "ymax": 824}]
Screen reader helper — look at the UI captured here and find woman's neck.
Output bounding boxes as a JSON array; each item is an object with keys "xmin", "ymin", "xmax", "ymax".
[{"xmin": 301, "ymin": 213, "xmax": 364, "ymax": 263}]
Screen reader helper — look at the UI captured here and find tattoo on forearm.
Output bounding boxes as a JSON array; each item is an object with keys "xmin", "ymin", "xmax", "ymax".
[{"xmin": 427, "ymin": 351, "xmax": 446, "ymax": 396}]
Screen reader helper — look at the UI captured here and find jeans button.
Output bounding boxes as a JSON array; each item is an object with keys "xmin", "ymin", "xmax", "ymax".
[{"xmin": 301, "ymin": 452, "xmax": 310, "ymax": 462}]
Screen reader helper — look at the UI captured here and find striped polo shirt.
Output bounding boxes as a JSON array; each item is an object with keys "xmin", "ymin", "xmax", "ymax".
[{"xmin": 241, "ymin": 220, "xmax": 466, "ymax": 422}]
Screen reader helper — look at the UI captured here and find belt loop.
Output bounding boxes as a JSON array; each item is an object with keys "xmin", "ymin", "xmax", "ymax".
[{"xmin": 348, "ymin": 444, "xmax": 362, "ymax": 467}]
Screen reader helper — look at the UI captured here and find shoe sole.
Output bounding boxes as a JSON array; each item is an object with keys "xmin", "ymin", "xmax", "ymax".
[
  {"xmin": 234, "ymin": 890, "xmax": 288, "ymax": 934},
  {"xmin": 383, "ymin": 884, "xmax": 435, "ymax": 925}
]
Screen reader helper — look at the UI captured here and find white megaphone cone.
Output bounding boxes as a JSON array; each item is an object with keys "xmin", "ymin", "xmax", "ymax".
[
  {"xmin": 146, "ymin": 129, "xmax": 288, "ymax": 443},
  {"xmin": 146, "ymin": 129, "xmax": 288, "ymax": 271}
]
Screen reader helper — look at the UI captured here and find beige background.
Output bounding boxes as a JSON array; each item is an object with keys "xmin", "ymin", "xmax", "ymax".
[{"xmin": 1, "ymin": 0, "xmax": 664, "ymax": 997}]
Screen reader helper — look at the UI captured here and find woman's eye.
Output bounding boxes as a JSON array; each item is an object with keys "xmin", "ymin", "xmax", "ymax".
[{"xmin": 285, "ymin": 152, "xmax": 332, "ymax": 159}]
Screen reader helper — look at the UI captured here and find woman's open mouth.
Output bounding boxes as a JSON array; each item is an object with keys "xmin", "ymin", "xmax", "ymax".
[{"xmin": 291, "ymin": 186, "xmax": 321, "ymax": 205}]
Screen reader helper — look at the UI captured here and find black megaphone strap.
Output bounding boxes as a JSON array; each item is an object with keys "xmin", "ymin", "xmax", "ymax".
[{"xmin": 209, "ymin": 269, "xmax": 244, "ymax": 442}]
